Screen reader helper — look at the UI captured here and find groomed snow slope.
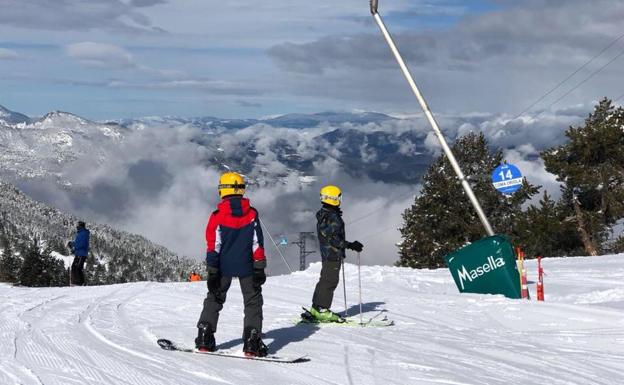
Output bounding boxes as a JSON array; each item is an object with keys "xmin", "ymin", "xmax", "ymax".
[{"xmin": 1, "ymin": 255, "xmax": 623, "ymax": 385}]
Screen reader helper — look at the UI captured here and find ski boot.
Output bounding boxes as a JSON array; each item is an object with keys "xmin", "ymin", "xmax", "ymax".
[
  {"xmin": 300, "ymin": 308, "xmax": 317, "ymax": 322},
  {"xmin": 306, "ymin": 305, "xmax": 346, "ymax": 323},
  {"xmin": 195, "ymin": 323, "xmax": 216, "ymax": 352},
  {"xmin": 243, "ymin": 328, "xmax": 268, "ymax": 357}
]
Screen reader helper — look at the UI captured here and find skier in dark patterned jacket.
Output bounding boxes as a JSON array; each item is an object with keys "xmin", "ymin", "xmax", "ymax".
[
  {"xmin": 302, "ymin": 185, "xmax": 363, "ymax": 323},
  {"xmin": 195, "ymin": 172, "xmax": 268, "ymax": 357}
]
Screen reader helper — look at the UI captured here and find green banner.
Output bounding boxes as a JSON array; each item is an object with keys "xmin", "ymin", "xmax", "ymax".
[{"xmin": 444, "ymin": 235, "xmax": 521, "ymax": 299}]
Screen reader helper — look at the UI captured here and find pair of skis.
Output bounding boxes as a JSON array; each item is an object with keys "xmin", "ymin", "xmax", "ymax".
[{"xmin": 298, "ymin": 307, "xmax": 394, "ymax": 328}]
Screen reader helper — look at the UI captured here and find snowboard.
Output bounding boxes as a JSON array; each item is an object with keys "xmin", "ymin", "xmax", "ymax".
[
  {"xmin": 297, "ymin": 307, "xmax": 394, "ymax": 327},
  {"xmin": 156, "ymin": 339, "xmax": 309, "ymax": 363}
]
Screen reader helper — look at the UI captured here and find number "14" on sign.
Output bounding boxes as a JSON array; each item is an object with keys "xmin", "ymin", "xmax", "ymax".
[{"xmin": 499, "ymin": 169, "xmax": 514, "ymax": 180}]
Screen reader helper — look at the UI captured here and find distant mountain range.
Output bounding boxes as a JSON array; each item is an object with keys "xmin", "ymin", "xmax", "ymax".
[
  {"xmin": 0, "ymin": 104, "xmax": 434, "ymax": 186},
  {"xmin": 0, "ymin": 104, "xmax": 442, "ymax": 264},
  {"xmin": 115, "ymin": 111, "xmax": 396, "ymax": 130}
]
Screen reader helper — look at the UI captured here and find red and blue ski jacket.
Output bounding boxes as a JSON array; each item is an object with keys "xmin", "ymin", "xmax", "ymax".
[{"xmin": 205, "ymin": 196, "xmax": 266, "ymax": 277}]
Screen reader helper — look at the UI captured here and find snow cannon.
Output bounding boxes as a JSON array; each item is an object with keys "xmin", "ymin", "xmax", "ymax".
[
  {"xmin": 444, "ymin": 235, "xmax": 522, "ymax": 299},
  {"xmin": 370, "ymin": 0, "xmax": 378, "ymax": 14}
]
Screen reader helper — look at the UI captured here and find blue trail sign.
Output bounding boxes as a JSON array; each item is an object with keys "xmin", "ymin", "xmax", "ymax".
[{"xmin": 491, "ymin": 163, "xmax": 523, "ymax": 195}]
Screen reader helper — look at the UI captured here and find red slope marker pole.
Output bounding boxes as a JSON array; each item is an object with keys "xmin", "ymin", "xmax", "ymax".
[{"xmin": 537, "ymin": 256, "xmax": 545, "ymax": 301}]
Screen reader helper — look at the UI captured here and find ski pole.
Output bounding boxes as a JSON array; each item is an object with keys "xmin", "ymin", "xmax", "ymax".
[
  {"xmin": 370, "ymin": 0, "xmax": 494, "ymax": 236},
  {"xmin": 341, "ymin": 258, "xmax": 348, "ymax": 317},
  {"xmin": 357, "ymin": 251, "xmax": 363, "ymax": 325}
]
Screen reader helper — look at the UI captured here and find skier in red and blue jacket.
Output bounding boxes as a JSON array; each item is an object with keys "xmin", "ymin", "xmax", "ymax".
[{"xmin": 195, "ymin": 172, "xmax": 268, "ymax": 357}]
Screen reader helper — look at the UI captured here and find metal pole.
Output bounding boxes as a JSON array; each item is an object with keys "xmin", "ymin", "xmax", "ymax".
[
  {"xmin": 299, "ymin": 234, "xmax": 306, "ymax": 271},
  {"xmin": 259, "ymin": 218, "xmax": 294, "ymax": 273},
  {"xmin": 341, "ymin": 259, "xmax": 348, "ymax": 317},
  {"xmin": 357, "ymin": 252, "xmax": 363, "ymax": 325},
  {"xmin": 370, "ymin": 2, "xmax": 494, "ymax": 236},
  {"xmin": 294, "ymin": 232, "xmax": 315, "ymax": 271}
]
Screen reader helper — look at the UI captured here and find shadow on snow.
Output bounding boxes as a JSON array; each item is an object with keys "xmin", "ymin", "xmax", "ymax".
[{"xmin": 216, "ymin": 301, "xmax": 386, "ymax": 353}]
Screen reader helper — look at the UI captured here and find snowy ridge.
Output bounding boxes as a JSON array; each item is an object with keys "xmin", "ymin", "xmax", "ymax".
[
  {"xmin": 30, "ymin": 111, "xmax": 89, "ymax": 130},
  {"xmin": 0, "ymin": 105, "xmax": 30, "ymax": 126},
  {"xmin": 0, "ymin": 104, "xmax": 432, "ymax": 187},
  {"xmin": 1, "ymin": 255, "xmax": 623, "ymax": 384},
  {"xmin": 0, "ymin": 107, "xmax": 127, "ymax": 183}
]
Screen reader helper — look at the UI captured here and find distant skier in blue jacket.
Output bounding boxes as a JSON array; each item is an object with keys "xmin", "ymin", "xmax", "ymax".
[{"xmin": 69, "ymin": 221, "xmax": 90, "ymax": 286}]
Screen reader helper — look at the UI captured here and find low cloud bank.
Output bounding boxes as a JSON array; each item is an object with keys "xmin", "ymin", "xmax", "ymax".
[{"xmin": 14, "ymin": 107, "xmax": 592, "ymax": 273}]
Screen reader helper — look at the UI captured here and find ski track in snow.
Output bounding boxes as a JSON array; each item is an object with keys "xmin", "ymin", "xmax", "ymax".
[{"xmin": 0, "ymin": 255, "xmax": 624, "ymax": 384}]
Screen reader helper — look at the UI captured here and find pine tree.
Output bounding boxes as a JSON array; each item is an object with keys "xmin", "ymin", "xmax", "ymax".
[
  {"xmin": 19, "ymin": 238, "xmax": 45, "ymax": 286},
  {"xmin": 41, "ymin": 246, "xmax": 68, "ymax": 287},
  {"xmin": 542, "ymin": 98, "xmax": 624, "ymax": 255},
  {"xmin": 0, "ymin": 242, "xmax": 20, "ymax": 283},
  {"xmin": 93, "ymin": 262, "xmax": 107, "ymax": 285},
  {"xmin": 84, "ymin": 255, "xmax": 97, "ymax": 284},
  {"xmin": 398, "ymin": 132, "xmax": 539, "ymax": 268},
  {"xmin": 515, "ymin": 191, "xmax": 584, "ymax": 257},
  {"xmin": 608, "ymin": 234, "xmax": 624, "ymax": 253},
  {"xmin": 85, "ymin": 254, "xmax": 107, "ymax": 286},
  {"xmin": 17, "ymin": 241, "xmax": 68, "ymax": 287}
]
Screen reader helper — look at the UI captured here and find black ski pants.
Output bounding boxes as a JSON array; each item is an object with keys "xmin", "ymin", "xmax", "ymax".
[
  {"xmin": 71, "ymin": 256, "xmax": 87, "ymax": 286},
  {"xmin": 312, "ymin": 260, "xmax": 342, "ymax": 310},
  {"xmin": 197, "ymin": 275, "xmax": 263, "ymax": 339}
]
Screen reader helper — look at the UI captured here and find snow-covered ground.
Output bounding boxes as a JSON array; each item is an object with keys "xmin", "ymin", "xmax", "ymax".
[{"xmin": 1, "ymin": 254, "xmax": 623, "ymax": 385}]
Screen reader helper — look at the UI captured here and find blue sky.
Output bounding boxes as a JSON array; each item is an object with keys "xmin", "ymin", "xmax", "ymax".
[{"xmin": 1, "ymin": 0, "xmax": 623, "ymax": 120}]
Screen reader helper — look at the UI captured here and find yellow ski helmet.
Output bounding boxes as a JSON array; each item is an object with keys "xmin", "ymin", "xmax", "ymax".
[
  {"xmin": 320, "ymin": 185, "xmax": 342, "ymax": 206},
  {"xmin": 218, "ymin": 172, "xmax": 246, "ymax": 198}
]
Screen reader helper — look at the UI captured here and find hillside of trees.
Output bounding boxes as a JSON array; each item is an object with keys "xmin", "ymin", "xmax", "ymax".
[{"xmin": 0, "ymin": 181, "xmax": 202, "ymax": 286}]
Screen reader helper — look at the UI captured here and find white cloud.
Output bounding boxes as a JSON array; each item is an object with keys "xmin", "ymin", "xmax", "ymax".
[
  {"xmin": 0, "ymin": 48, "xmax": 19, "ymax": 60},
  {"xmin": 263, "ymin": 0, "xmax": 624, "ymax": 116},
  {"xmin": 4, "ymin": 1, "xmax": 622, "ymax": 119},
  {"xmin": 0, "ymin": 0, "xmax": 165, "ymax": 32},
  {"xmin": 398, "ymin": 140, "xmax": 418, "ymax": 156},
  {"xmin": 16, "ymin": 104, "xmax": 595, "ymax": 270},
  {"xmin": 342, "ymin": 186, "xmax": 417, "ymax": 266},
  {"xmin": 130, "ymin": 0, "xmax": 168, "ymax": 7},
  {"xmin": 66, "ymin": 42, "xmax": 136, "ymax": 69},
  {"xmin": 64, "ymin": 41, "xmax": 194, "ymax": 87},
  {"xmin": 359, "ymin": 137, "xmax": 377, "ymax": 162},
  {"xmin": 424, "ymin": 131, "xmax": 443, "ymax": 154},
  {"xmin": 502, "ymin": 146, "xmax": 561, "ymax": 203},
  {"xmin": 132, "ymin": 79, "xmax": 263, "ymax": 96}
]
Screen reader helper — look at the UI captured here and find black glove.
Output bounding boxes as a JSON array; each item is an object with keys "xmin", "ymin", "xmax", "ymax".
[
  {"xmin": 207, "ymin": 269, "xmax": 221, "ymax": 295},
  {"xmin": 346, "ymin": 240, "xmax": 364, "ymax": 252},
  {"xmin": 253, "ymin": 269, "xmax": 266, "ymax": 288}
]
